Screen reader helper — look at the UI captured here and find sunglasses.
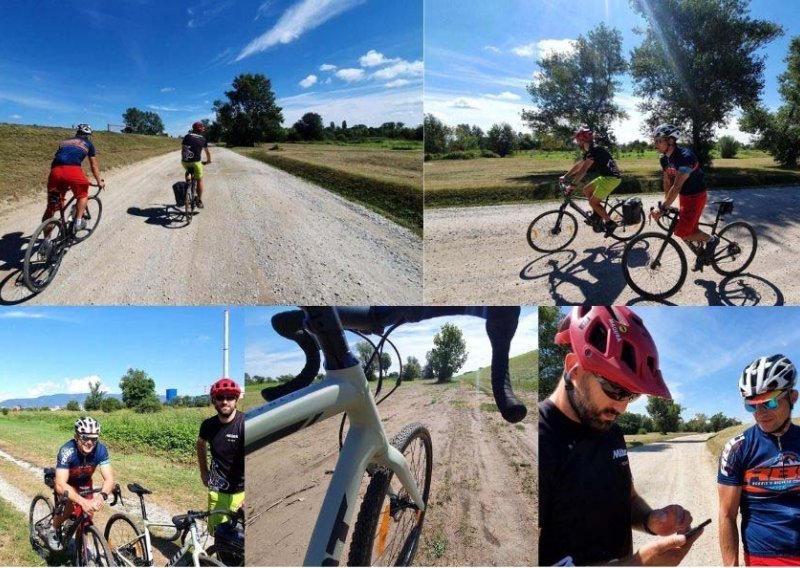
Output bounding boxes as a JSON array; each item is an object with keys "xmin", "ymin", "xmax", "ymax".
[
  {"xmin": 744, "ymin": 390, "xmax": 787, "ymax": 413},
  {"xmin": 592, "ymin": 372, "xmax": 641, "ymax": 403},
  {"xmin": 214, "ymin": 394, "xmax": 238, "ymax": 402},
  {"xmin": 653, "ymin": 137, "xmax": 669, "ymax": 145},
  {"xmin": 78, "ymin": 434, "xmax": 99, "ymax": 443}
]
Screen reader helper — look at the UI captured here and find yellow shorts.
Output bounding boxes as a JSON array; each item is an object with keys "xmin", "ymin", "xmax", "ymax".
[
  {"xmin": 181, "ymin": 161, "xmax": 204, "ymax": 179},
  {"xmin": 207, "ymin": 491, "xmax": 244, "ymax": 532},
  {"xmin": 587, "ymin": 176, "xmax": 621, "ymax": 200}
]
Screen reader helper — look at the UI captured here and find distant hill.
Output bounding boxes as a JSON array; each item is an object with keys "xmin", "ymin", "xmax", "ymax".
[{"xmin": 0, "ymin": 392, "xmax": 166, "ymax": 409}]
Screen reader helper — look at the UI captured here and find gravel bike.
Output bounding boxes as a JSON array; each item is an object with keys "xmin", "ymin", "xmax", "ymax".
[
  {"xmin": 526, "ymin": 179, "xmax": 645, "ymax": 252},
  {"xmin": 181, "ymin": 162, "xmax": 209, "ymax": 224},
  {"xmin": 621, "ymin": 198, "xmax": 757, "ymax": 300},
  {"xmin": 23, "ymin": 183, "xmax": 103, "ymax": 293},
  {"xmin": 245, "ymin": 306, "xmax": 527, "ymax": 566},
  {"xmin": 29, "ymin": 467, "xmax": 115, "ymax": 566}
]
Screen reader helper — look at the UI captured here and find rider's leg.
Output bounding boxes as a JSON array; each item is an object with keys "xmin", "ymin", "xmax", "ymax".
[
  {"xmin": 197, "ymin": 177, "xmax": 204, "ymax": 201},
  {"xmin": 675, "ymin": 191, "xmax": 718, "ymax": 254},
  {"xmin": 583, "ymin": 183, "xmax": 610, "ymax": 220},
  {"xmin": 195, "ymin": 161, "xmax": 205, "ymax": 204}
]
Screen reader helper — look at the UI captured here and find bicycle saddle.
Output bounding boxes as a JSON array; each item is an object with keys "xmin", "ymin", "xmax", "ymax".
[{"xmin": 127, "ymin": 483, "xmax": 152, "ymax": 496}]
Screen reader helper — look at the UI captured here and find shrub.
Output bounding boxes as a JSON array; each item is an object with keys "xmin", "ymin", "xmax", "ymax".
[
  {"xmin": 441, "ymin": 151, "xmax": 479, "ymax": 160},
  {"xmin": 718, "ymin": 136, "xmax": 739, "ymax": 159},
  {"xmin": 134, "ymin": 397, "xmax": 162, "ymax": 414},
  {"xmin": 1, "ymin": 408, "xmax": 8, "ymax": 416},
  {"xmin": 101, "ymin": 398, "xmax": 123, "ymax": 413},
  {"xmin": 481, "ymin": 150, "xmax": 501, "ymax": 158},
  {"xmin": 65, "ymin": 400, "xmax": 81, "ymax": 411},
  {"xmin": 637, "ymin": 427, "xmax": 648, "ymax": 435}
]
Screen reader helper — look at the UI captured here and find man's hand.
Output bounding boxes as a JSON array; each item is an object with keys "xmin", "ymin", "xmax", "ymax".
[
  {"xmin": 633, "ymin": 531, "xmax": 703, "ymax": 566},
  {"xmin": 97, "ymin": 179, "xmax": 106, "ymax": 190},
  {"xmin": 647, "ymin": 505, "xmax": 692, "ymax": 536},
  {"xmin": 83, "ymin": 495, "xmax": 103, "ymax": 513}
]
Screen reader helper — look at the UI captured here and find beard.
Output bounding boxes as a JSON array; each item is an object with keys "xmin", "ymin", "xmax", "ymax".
[{"xmin": 568, "ymin": 384, "xmax": 620, "ymax": 432}]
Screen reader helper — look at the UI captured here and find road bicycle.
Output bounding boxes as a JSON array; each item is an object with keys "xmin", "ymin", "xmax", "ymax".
[
  {"xmin": 621, "ymin": 198, "xmax": 757, "ymax": 300},
  {"xmin": 244, "ymin": 306, "xmax": 527, "ymax": 566},
  {"xmin": 526, "ymin": 179, "xmax": 645, "ymax": 252},
  {"xmin": 29, "ymin": 467, "xmax": 114, "ymax": 566},
  {"xmin": 180, "ymin": 162, "xmax": 209, "ymax": 224},
  {"xmin": 104, "ymin": 482, "xmax": 234, "ymax": 567},
  {"xmin": 23, "ymin": 183, "xmax": 103, "ymax": 293}
]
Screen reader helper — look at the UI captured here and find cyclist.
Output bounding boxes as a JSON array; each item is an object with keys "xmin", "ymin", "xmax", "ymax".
[
  {"xmin": 181, "ymin": 121, "xmax": 211, "ymax": 209},
  {"xmin": 46, "ymin": 416, "xmax": 114, "ymax": 551},
  {"xmin": 559, "ymin": 126, "xmax": 623, "ymax": 237},
  {"xmin": 718, "ymin": 354, "xmax": 800, "ymax": 566},
  {"xmin": 539, "ymin": 306, "xmax": 702, "ymax": 566},
  {"xmin": 650, "ymin": 123, "xmax": 719, "ymax": 262},
  {"xmin": 42, "ymin": 124, "xmax": 105, "ymax": 247},
  {"xmin": 197, "ymin": 378, "xmax": 244, "ymax": 533}
]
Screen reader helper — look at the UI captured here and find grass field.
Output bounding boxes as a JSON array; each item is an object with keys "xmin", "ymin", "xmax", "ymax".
[
  {"xmin": 0, "ymin": 497, "xmax": 45, "ymax": 566},
  {"xmin": 425, "ymin": 148, "xmax": 800, "ymax": 207},
  {"xmin": 456, "ymin": 350, "xmax": 538, "ymax": 396},
  {"xmin": 624, "ymin": 431, "xmax": 694, "ymax": 448},
  {"xmin": 705, "ymin": 418, "xmax": 800, "ymax": 462}
]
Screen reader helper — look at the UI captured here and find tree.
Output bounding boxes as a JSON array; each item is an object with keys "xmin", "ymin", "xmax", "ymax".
[
  {"xmin": 65, "ymin": 400, "xmax": 81, "ymax": 411},
  {"xmin": 486, "ymin": 123, "xmax": 518, "ymax": 157},
  {"xmin": 213, "ymin": 73, "xmax": 284, "ymax": 146},
  {"xmin": 618, "ymin": 412, "xmax": 646, "ymax": 435},
  {"xmin": 423, "ymin": 114, "xmax": 450, "ymax": 154},
  {"xmin": 293, "ymin": 112, "xmax": 325, "ymax": 141},
  {"xmin": 425, "ymin": 323, "xmax": 468, "ymax": 383},
  {"xmin": 451, "ymin": 124, "xmax": 480, "ymax": 152},
  {"xmin": 717, "ymin": 135, "xmax": 739, "ymax": 158},
  {"xmin": 100, "ymin": 397, "xmax": 122, "ymax": 413},
  {"xmin": 629, "ymin": 0, "xmax": 782, "ymax": 166},
  {"xmin": 684, "ymin": 413, "xmax": 709, "ymax": 433},
  {"xmin": 83, "ymin": 380, "xmax": 105, "ymax": 412},
  {"xmin": 122, "ymin": 107, "xmax": 165, "ymax": 135},
  {"xmin": 356, "ymin": 341, "xmax": 377, "ymax": 381},
  {"xmin": 709, "ymin": 412, "xmax": 741, "ymax": 432},
  {"xmin": 119, "ymin": 368, "xmax": 160, "ymax": 412},
  {"xmin": 538, "ymin": 307, "xmax": 570, "ymax": 400},
  {"xmin": 646, "ymin": 396, "xmax": 683, "ymax": 434},
  {"xmin": 401, "ymin": 356, "xmax": 422, "ymax": 381},
  {"xmin": 379, "ymin": 352, "xmax": 392, "ymax": 375},
  {"xmin": 523, "ymin": 23, "xmax": 628, "ymax": 145}
]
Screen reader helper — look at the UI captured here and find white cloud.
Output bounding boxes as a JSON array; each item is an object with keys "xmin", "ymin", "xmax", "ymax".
[
  {"xmin": 300, "ymin": 74, "xmax": 318, "ymax": 88},
  {"xmin": 484, "ymin": 45, "xmax": 501, "ymax": 54},
  {"xmin": 536, "ymin": 39, "xmax": 577, "ymax": 59},
  {"xmin": 319, "ymin": 63, "xmax": 337, "ymax": 72},
  {"xmin": 9, "ymin": 114, "xmax": 22, "ymax": 120},
  {"xmin": 451, "ymin": 98, "xmax": 479, "ymax": 109},
  {"xmin": 335, "ymin": 68, "xmax": 366, "ymax": 82},
  {"xmin": 237, "ymin": 0, "xmax": 366, "ymax": 61},
  {"xmin": 147, "ymin": 104, "xmax": 195, "ymax": 112},
  {"xmin": 160, "ymin": 87, "xmax": 175, "ymax": 93},
  {"xmin": 485, "ymin": 91, "xmax": 522, "ymax": 101},
  {"xmin": 0, "ymin": 311, "xmax": 47, "ymax": 319},
  {"xmin": 385, "ymin": 79, "xmax": 410, "ymax": 88},
  {"xmin": 25, "ymin": 375, "xmax": 107, "ymax": 398},
  {"xmin": 372, "ymin": 60, "xmax": 423, "ymax": 80},
  {"xmin": 359, "ymin": 49, "xmax": 398, "ymax": 68},
  {"xmin": 27, "ymin": 382, "xmax": 59, "ymax": 397}
]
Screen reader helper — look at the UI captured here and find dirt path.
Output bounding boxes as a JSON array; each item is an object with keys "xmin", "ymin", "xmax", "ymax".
[
  {"xmin": 629, "ymin": 433, "xmax": 735, "ymax": 566},
  {"xmin": 424, "ymin": 187, "xmax": 798, "ymax": 305},
  {"xmin": 245, "ymin": 380, "xmax": 537, "ymax": 566},
  {"xmin": 0, "ymin": 148, "xmax": 422, "ymax": 305}
]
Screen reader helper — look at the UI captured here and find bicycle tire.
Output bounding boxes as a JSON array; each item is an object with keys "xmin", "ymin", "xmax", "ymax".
[
  {"xmin": 607, "ymin": 201, "xmax": 646, "ymax": 242},
  {"xmin": 526, "ymin": 210, "xmax": 578, "ymax": 252},
  {"xmin": 23, "ymin": 218, "xmax": 67, "ymax": 293},
  {"xmin": 69, "ymin": 195, "xmax": 103, "ymax": 243},
  {"xmin": 79, "ymin": 524, "xmax": 114, "ymax": 566},
  {"xmin": 205, "ymin": 544, "xmax": 244, "ymax": 567},
  {"xmin": 184, "ymin": 180, "xmax": 193, "ymax": 224},
  {"xmin": 29, "ymin": 494, "xmax": 54, "ymax": 547},
  {"xmin": 172, "ymin": 552, "xmax": 226, "ymax": 567},
  {"xmin": 712, "ymin": 221, "xmax": 757, "ymax": 276},
  {"xmin": 622, "ymin": 232, "xmax": 688, "ymax": 300},
  {"xmin": 348, "ymin": 422, "xmax": 433, "ymax": 567},
  {"xmin": 104, "ymin": 512, "xmax": 147, "ymax": 566}
]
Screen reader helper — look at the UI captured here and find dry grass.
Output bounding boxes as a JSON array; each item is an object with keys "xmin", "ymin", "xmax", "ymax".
[{"xmin": 624, "ymin": 432, "xmax": 694, "ymax": 448}]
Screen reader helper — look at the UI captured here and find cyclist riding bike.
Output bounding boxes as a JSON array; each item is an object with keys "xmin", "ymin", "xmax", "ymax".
[
  {"xmin": 650, "ymin": 123, "xmax": 719, "ymax": 260},
  {"xmin": 47, "ymin": 416, "xmax": 115, "ymax": 551},
  {"xmin": 718, "ymin": 354, "xmax": 800, "ymax": 566},
  {"xmin": 559, "ymin": 126, "xmax": 623, "ymax": 237},
  {"xmin": 42, "ymin": 124, "xmax": 105, "ymax": 250},
  {"xmin": 181, "ymin": 121, "xmax": 212, "ymax": 209}
]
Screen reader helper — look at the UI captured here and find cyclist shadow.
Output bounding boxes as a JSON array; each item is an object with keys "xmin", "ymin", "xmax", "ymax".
[
  {"xmin": 694, "ymin": 273, "xmax": 784, "ymax": 306},
  {"xmin": 127, "ymin": 206, "xmax": 189, "ymax": 229},
  {"xmin": 0, "ymin": 230, "xmax": 38, "ymax": 305},
  {"xmin": 149, "ymin": 535, "xmax": 185, "ymax": 561}
]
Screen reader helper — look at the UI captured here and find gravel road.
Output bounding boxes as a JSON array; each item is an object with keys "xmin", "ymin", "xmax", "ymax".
[
  {"xmin": 424, "ymin": 187, "xmax": 799, "ymax": 305},
  {"xmin": 0, "ymin": 148, "xmax": 422, "ymax": 305}
]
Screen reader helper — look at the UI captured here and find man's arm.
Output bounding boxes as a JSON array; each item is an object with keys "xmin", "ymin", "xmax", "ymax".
[
  {"xmin": 88, "ymin": 156, "xmax": 105, "ymax": 189},
  {"xmin": 571, "ymin": 159, "xmax": 594, "ymax": 185},
  {"xmin": 663, "ymin": 171, "xmax": 689, "ymax": 209},
  {"xmin": 631, "ymin": 486, "xmax": 691, "ymax": 535},
  {"xmin": 631, "ymin": 486, "xmax": 654, "ymax": 533},
  {"xmin": 718, "ymin": 483, "xmax": 742, "ymax": 566},
  {"xmin": 98, "ymin": 463, "xmax": 115, "ymax": 500},
  {"xmin": 54, "ymin": 468, "xmax": 92, "ymax": 510},
  {"xmin": 196, "ymin": 437, "xmax": 209, "ymax": 487},
  {"xmin": 204, "ymin": 147, "xmax": 211, "ymax": 163}
]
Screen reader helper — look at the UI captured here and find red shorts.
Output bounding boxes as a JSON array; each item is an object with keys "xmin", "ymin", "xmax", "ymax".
[
  {"xmin": 745, "ymin": 553, "xmax": 800, "ymax": 566},
  {"xmin": 47, "ymin": 166, "xmax": 89, "ymax": 214},
  {"xmin": 674, "ymin": 191, "xmax": 707, "ymax": 238}
]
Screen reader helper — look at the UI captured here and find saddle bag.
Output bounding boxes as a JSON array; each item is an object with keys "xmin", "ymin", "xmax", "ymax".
[
  {"xmin": 622, "ymin": 197, "xmax": 643, "ymax": 225},
  {"xmin": 172, "ymin": 182, "xmax": 187, "ymax": 206},
  {"xmin": 719, "ymin": 198, "xmax": 734, "ymax": 215},
  {"xmin": 43, "ymin": 467, "xmax": 55, "ymax": 488}
]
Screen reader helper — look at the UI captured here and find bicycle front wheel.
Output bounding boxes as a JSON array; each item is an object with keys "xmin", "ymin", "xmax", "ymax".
[
  {"xmin": 23, "ymin": 218, "xmax": 67, "ymax": 293},
  {"xmin": 29, "ymin": 494, "xmax": 54, "ymax": 547},
  {"xmin": 79, "ymin": 525, "xmax": 114, "ymax": 566},
  {"xmin": 184, "ymin": 183, "xmax": 193, "ymax": 224},
  {"xmin": 348, "ymin": 422, "xmax": 433, "ymax": 567},
  {"xmin": 622, "ymin": 232, "xmax": 688, "ymax": 300},
  {"xmin": 206, "ymin": 544, "xmax": 244, "ymax": 567},
  {"xmin": 173, "ymin": 552, "xmax": 226, "ymax": 566},
  {"xmin": 607, "ymin": 201, "xmax": 645, "ymax": 242},
  {"xmin": 72, "ymin": 196, "xmax": 103, "ymax": 243},
  {"xmin": 104, "ymin": 512, "xmax": 147, "ymax": 566},
  {"xmin": 712, "ymin": 221, "xmax": 757, "ymax": 276},
  {"xmin": 526, "ymin": 210, "xmax": 578, "ymax": 252}
]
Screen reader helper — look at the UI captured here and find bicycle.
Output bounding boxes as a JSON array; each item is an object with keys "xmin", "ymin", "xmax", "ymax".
[
  {"xmin": 621, "ymin": 197, "xmax": 758, "ymax": 300},
  {"xmin": 23, "ymin": 183, "xmax": 103, "ymax": 293},
  {"xmin": 29, "ymin": 467, "xmax": 115, "ymax": 566},
  {"xmin": 244, "ymin": 306, "xmax": 527, "ymax": 566},
  {"xmin": 181, "ymin": 162, "xmax": 209, "ymax": 224},
  {"xmin": 103, "ymin": 482, "xmax": 231, "ymax": 567},
  {"xmin": 526, "ymin": 179, "xmax": 645, "ymax": 252}
]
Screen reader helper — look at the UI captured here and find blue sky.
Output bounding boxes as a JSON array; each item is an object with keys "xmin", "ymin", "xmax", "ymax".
[
  {"xmin": 0, "ymin": 307, "xmax": 244, "ymax": 403},
  {"xmin": 425, "ymin": 0, "xmax": 800, "ymax": 143},
  {"xmin": 245, "ymin": 307, "xmax": 538, "ymax": 381},
  {"xmin": 0, "ymin": 1, "xmax": 422, "ymax": 136}
]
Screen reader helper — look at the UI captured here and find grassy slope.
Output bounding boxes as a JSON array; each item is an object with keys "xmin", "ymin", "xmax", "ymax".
[
  {"xmin": 706, "ymin": 418, "xmax": 800, "ymax": 462},
  {"xmin": 0, "ymin": 497, "xmax": 45, "ymax": 566},
  {"xmin": 456, "ymin": 350, "xmax": 538, "ymax": 395}
]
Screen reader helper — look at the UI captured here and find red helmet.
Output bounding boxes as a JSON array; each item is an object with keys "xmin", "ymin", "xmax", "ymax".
[
  {"xmin": 555, "ymin": 306, "xmax": 671, "ymax": 399},
  {"xmin": 210, "ymin": 378, "xmax": 241, "ymax": 398},
  {"xmin": 573, "ymin": 126, "xmax": 593, "ymax": 144},
  {"xmin": 192, "ymin": 121, "xmax": 205, "ymax": 133}
]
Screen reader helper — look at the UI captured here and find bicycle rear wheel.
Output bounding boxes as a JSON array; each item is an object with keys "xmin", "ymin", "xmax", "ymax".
[
  {"xmin": 70, "ymin": 196, "xmax": 103, "ymax": 243},
  {"xmin": 23, "ymin": 218, "xmax": 67, "ymax": 293},
  {"xmin": 622, "ymin": 232, "xmax": 688, "ymax": 300},
  {"xmin": 206, "ymin": 544, "xmax": 244, "ymax": 567},
  {"xmin": 79, "ymin": 525, "xmax": 114, "ymax": 566},
  {"xmin": 712, "ymin": 221, "xmax": 757, "ymax": 276},
  {"xmin": 348, "ymin": 422, "xmax": 433, "ymax": 567},
  {"xmin": 29, "ymin": 494, "xmax": 54, "ymax": 548},
  {"xmin": 607, "ymin": 201, "xmax": 646, "ymax": 242},
  {"xmin": 526, "ymin": 210, "xmax": 578, "ymax": 252},
  {"xmin": 173, "ymin": 553, "xmax": 226, "ymax": 566},
  {"xmin": 184, "ymin": 180, "xmax": 193, "ymax": 224},
  {"xmin": 104, "ymin": 512, "xmax": 147, "ymax": 566}
]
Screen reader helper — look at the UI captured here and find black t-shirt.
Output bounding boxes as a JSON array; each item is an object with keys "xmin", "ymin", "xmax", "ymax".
[
  {"xmin": 583, "ymin": 145, "xmax": 621, "ymax": 178},
  {"xmin": 199, "ymin": 412, "xmax": 244, "ymax": 494},
  {"xmin": 181, "ymin": 133, "xmax": 208, "ymax": 162},
  {"xmin": 539, "ymin": 399, "xmax": 633, "ymax": 565}
]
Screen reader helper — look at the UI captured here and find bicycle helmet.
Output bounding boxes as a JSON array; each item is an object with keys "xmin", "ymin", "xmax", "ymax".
[
  {"xmin": 739, "ymin": 354, "xmax": 796, "ymax": 402},
  {"xmin": 210, "ymin": 378, "xmax": 242, "ymax": 398},
  {"xmin": 75, "ymin": 123, "xmax": 93, "ymax": 136},
  {"xmin": 192, "ymin": 121, "xmax": 205, "ymax": 133},
  {"xmin": 653, "ymin": 123, "xmax": 680, "ymax": 140},
  {"xmin": 74, "ymin": 416, "xmax": 101, "ymax": 436},
  {"xmin": 573, "ymin": 126, "xmax": 593, "ymax": 144},
  {"xmin": 555, "ymin": 306, "xmax": 671, "ymax": 399}
]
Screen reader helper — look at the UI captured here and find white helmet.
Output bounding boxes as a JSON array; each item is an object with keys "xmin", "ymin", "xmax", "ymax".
[
  {"xmin": 74, "ymin": 416, "xmax": 101, "ymax": 435},
  {"xmin": 76, "ymin": 123, "xmax": 93, "ymax": 136},
  {"xmin": 652, "ymin": 123, "xmax": 680, "ymax": 140},
  {"xmin": 739, "ymin": 354, "xmax": 796, "ymax": 398}
]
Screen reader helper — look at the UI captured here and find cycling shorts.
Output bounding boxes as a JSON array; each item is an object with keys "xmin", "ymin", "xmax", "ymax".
[
  {"xmin": 182, "ymin": 161, "xmax": 204, "ymax": 179},
  {"xmin": 207, "ymin": 490, "xmax": 244, "ymax": 532},
  {"xmin": 745, "ymin": 552, "xmax": 800, "ymax": 566},
  {"xmin": 587, "ymin": 176, "xmax": 621, "ymax": 200},
  {"xmin": 675, "ymin": 191, "xmax": 707, "ymax": 238}
]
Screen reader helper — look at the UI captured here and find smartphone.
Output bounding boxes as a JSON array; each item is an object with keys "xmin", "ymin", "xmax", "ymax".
[{"xmin": 684, "ymin": 518, "xmax": 712, "ymax": 539}]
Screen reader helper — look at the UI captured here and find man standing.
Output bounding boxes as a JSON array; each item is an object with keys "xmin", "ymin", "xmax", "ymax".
[
  {"xmin": 539, "ymin": 306, "xmax": 703, "ymax": 566},
  {"xmin": 719, "ymin": 354, "xmax": 800, "ymax": 566}
]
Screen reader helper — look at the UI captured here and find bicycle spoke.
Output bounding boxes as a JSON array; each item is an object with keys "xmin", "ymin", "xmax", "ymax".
[
  {"xmin": 712, "ymin": 221, "xmax": 757, "ymax": 276},
  {"xmin": 622, "ymin": 233, "xmax": 687, "ymax": 300}
]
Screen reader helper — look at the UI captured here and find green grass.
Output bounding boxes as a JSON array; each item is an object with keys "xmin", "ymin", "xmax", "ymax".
[
  {"xmin": 0, "ymin": 497, "xmax": 45, "ymax": 566},
  {"xmin": 456, "ymin": 350, "xmax": 538, "ymax": 395},
  {"xmin": 706, "ymin": 418, "xmax": 800, "ymax": 462},
  {"xmin": 624, "ymin": 431, "xmax": 697, "ymax": 448}
]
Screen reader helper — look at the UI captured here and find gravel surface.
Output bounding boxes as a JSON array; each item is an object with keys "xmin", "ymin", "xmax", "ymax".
[
  {"xmin": 0, "ymin": 148, "xmax": 422, "ymax": 305},
  {"xmin": 424, "ymin": 187, "xmax": 799, "ymax": 305}
]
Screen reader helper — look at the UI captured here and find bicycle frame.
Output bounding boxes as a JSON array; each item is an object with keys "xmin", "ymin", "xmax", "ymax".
[{"xmin": 656, "ymin": 201, "xmax": 726, "ymax": 258}]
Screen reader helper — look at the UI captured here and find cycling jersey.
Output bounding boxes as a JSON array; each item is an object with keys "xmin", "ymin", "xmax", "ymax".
[
  {"xmin": 539, "ymin": 399, "xmax": 633, "ymax": 565},
  {"xmin": 659, "ymin": 146, "xmax": 705, "ymax": 196},
  {"xmin": 51, "ymin": 137, "xmax": 96, "ymax": 168},
  {"xmin": 55, "ymin": 439, "xmax": 110, "ymax": 490},
  {"xmin": 718, "ymin": 423, "xmax": 800, "ymax": 563},
  {"xmin": 583, "ymin": 145, "xmax": 621, "ymax": 178},
  {"xmin": 181, "ymin": 133, "xmax": 207, "ymax": 163},
  {"xmin": 199, "ymin": 412, "xmax": 244, "ymax": 493}
]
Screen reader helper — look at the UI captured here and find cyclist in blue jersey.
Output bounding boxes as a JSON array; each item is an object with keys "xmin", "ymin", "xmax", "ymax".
[
  {"xmin": 718, "ymin": 354, "xmax": 800, "ymax": 566},
  {"xmin": 47, "ymin": 416, "xmax": 115, "ymax": 551},
  {"xmin": 182, "ymin": 122, "xmax": 211, "ymax": 209}
]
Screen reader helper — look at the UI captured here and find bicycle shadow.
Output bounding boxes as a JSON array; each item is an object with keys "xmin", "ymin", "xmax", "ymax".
[
  {"xmin": 695, "ymin": 273, "xmax": 784, "ymax": 306},
  {"xmin": 127, "ymin": 205, "xmax": 189, "ymax": 229},
  {"xmin": 0, "ymin": 230, "xmax": 38, "ymax": 305}
]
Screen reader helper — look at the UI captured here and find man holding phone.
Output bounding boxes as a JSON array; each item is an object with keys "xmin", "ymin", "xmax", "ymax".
[{"xmin": 718, "ymin": 354, "xmax": 800, "ymax": 566}]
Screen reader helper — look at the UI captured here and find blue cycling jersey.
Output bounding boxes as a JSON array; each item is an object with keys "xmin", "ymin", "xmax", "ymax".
[
  {"xmin": 718, "ymin": 423, "xmax": 800, "ymax": 560},
  {"xmin": 659, "ymin": 146, "xmax": 705, "ymax": 196},
  {"xmin": 55, "ymin": 439, "xmax": 110, "ymax": 489},
  {"xmin": 51, "ymin": 137, "xmax": 96, "ymax": 168}
]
